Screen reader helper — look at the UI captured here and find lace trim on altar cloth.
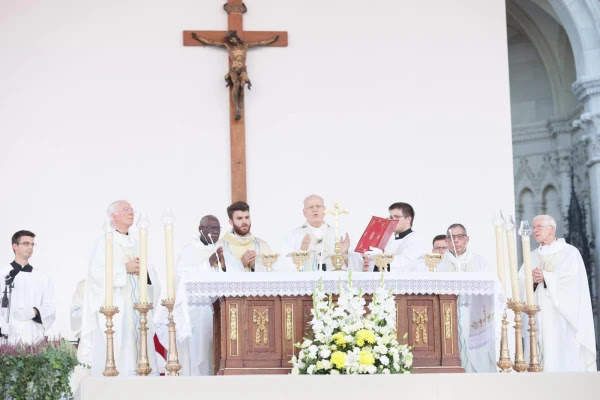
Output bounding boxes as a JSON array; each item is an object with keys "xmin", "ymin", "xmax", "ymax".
[{"xmin": 184, "ymin": 272, "xmax": 502, "ymax": 307}]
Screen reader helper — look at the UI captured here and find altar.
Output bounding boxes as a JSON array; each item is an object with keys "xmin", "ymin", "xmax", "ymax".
[{"xmin": 185, "ymin": 272, "xmax": 505, "ymax": 375}]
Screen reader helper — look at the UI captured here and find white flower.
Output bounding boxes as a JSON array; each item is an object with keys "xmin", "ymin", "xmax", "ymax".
[
  {"xmin": 308, "ymin": 345, "xmax": 318, "ymax": 358},
  {"xmin": 393, "ymin": 362, "xmax": 400, "ymax": 371},
  {"xmin": 307, "ymin": 365, "xmax": 316, "ymax": 375},
  {"xmin": 319, "ymin": 348, "xmax": 331, "ymax": 359},
  {"xmin": 375, "ymin": 345, "xmax": 388, "ymax": 354},
  {"xmin": 322, "ymin": 360, "xmax": 332, "ymax": 370},
  {"xmin": 367, "ymin": 365, "xmax": 377, "ymax": 374},
  {"xmin": 301, "ymin": 339, "xmax": 312, "ymax": 348},
  {"xmin": 404, "ymin": 353, "xmax": 413, "ymax": 368},
  {"xmin": 330, "ymin": 369, "xmax": 340, "ymax": 375},
  {"xmin": 382, "ymin": 368, "xmax": 390, "ymax": 374},
  {"xmin": 393, "ymin": 353, "xmax": 400, "ymax": 363},
  {"xmin": 291, "ymin": 367, "xmax": 300, "ymax": 375},
  {"xmin": 379, "ymin": 355, "xmax": 390, "ymax": 366}
]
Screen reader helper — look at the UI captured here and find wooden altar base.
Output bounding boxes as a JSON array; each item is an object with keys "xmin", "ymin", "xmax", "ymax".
[
  {"xmin": 213, "ymin": 294, "xmax": 463, "ymax": 374},
  {"xmin": 76, "ymin": 373, "xmax": 600, "ymax": 400}
]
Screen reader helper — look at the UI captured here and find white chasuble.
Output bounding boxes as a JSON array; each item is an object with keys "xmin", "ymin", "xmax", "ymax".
[
  {"xmin": 279, "ymin": 223, "xmax": 363, "ymax": 272},
  {"xmin": 79, "ymin": 230, "xmax": 160, "ymax": 376},
  {"xmin": 519, "ymin": 239, "xmax": 596, "ymax": 372},
  {"xmin": 0, "ymin": 264, "xmax": 55, "ymax": 345}
]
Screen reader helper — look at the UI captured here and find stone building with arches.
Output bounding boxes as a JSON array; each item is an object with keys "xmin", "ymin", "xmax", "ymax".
[{"xmin": 508, "ymin": 0, "xmax": 600, "ymax": 358}]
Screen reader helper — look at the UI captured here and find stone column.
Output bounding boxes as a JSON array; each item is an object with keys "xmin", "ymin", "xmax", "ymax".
[
  {"xmin": 574, "ymin": 111, "xmax": 600, "ymax": 299},
  {"xmin": 549, "ymin": 119, "xmax": 573, "ymax": 218}
]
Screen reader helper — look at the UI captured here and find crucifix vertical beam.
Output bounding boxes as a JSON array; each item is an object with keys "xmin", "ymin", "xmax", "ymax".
[{"xmin": 183, "ymin": 0, "xmax": 288, "ymax": 202}]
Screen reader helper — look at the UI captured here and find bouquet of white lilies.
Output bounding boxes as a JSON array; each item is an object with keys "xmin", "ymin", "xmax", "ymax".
[{"xmin": 291, "ymin": 273, "xmax": 413, "ymax": 375}]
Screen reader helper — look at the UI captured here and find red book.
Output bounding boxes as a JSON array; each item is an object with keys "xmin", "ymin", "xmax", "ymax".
[{"xmin": 355, "ymin": 216, "xmax": 397, "ymax": 253}]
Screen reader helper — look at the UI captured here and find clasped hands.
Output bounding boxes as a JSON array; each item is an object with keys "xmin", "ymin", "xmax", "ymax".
[{"xmin": 532, "ymin": 267, "xmax": 544, "ymax": 284}]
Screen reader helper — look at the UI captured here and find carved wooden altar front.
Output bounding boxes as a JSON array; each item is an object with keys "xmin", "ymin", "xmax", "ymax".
[{"xmin": 213, "ymin": 294, "xmax": 463, "ymax": 374}]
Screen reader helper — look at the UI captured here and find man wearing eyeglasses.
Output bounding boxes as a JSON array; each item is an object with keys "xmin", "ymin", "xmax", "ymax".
[
  {"xmin": 279, "ymin": 194, "xmax": 362, "ymax": 272},
  {"xmin": 0, "ymin": 230, "xmax": 55, "ymax": 344},
  {"xmin": 437, "ymin": 223, "xmax": 494, "ymax": 373},
  {"xmin": 364, "ymin": 202, "xmax": 427, "ymax": 272},
  {"xmin": 79, "ymin": 200, "xmax": 160, "ymax": 376},
  {"xmin": 437, "ymin": 224, "xmax": 488, "ymax": 272},
  {"xmin": 519, "ymin": 215, "xmax": 596, "ymax": 372},
  {"xmin": 158, "ymin": 214, "xmax": 225, "ymax": 375}
]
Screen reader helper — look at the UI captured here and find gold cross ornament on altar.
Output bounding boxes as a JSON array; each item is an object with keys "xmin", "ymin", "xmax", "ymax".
[{"xmin": 325, "ymin": 200, "xmax": 349, "ymax": 241}]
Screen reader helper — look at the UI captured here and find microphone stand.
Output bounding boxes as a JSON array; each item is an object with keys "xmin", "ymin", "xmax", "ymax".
[{"xmin": 1, "ymin": 276, "xmax": 14, "ymax": 340}]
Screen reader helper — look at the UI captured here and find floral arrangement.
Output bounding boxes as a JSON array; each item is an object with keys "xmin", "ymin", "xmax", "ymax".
[
  {"xmin": 291, "ymin": 274, "xmax": 412, "ymax": 375},
  {"xmin": 0, "ymin": 338, "xmax": 79, "ymax": 400}
]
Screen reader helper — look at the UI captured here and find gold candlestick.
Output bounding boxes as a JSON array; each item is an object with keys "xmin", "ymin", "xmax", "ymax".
[
  {"xmin": 291, "ymin": 251, "xmax": 308, "ymax": 272},
  {"xmin": 134, "ymin": 302, "xmax": 154, "ymax": 376},
  {"xmin": 261, "ymin": 252, "xmax": 279, "ymax": 272},
  {"xmin": 496, "ymin": 308, "xmax": 513, "ymax": 372},
  {"xmin": 507, "ymin": 299, "xmax": 528, "ymax": 372},
  {"xmin": 329, "ymin": 242, "xmax": 345, "ymax": 271},
  {"xmin": 524, "ymin": 304, "xmax": 543, "ymax": 372},
  {"xmin": 161, "ymin": 299, "xmax": 182, "ymax": 376},
  {"xmin": 99, "ymin": 306, "xmax": 119, "ymax": 377},
  {"xmin": 424, "ymin": 253, "xmax": 442, "ymax": 272},
  {"xmin": 374, "ymin": 253, "xmax": 394, "ymax": 272}
]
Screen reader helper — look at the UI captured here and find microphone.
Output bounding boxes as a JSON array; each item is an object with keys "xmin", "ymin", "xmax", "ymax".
[{"xmin": 201, "ymin": 231, "xmax": 223, "ymax": 271}]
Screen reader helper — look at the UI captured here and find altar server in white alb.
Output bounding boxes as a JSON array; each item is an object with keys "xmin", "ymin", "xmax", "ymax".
[
  {"xmin": 79, "ymin": 200, "xmax": 160, "ymax": 376},
  {"xmin": 0, "ymin": 230, "xmax": 55, "ymax": 344},
  {"xmin": 437, "ymin": 224, "xmax": 495, "ymax": 373},
  {"xmin": 365, "ymin": 202, "xmax": 427, "ymax": 272},
  {"xmin": 279, "ymin": 194, "xmax": 363, "ymax": 272},
  {"xmin": 519, "ymin": 215, "xmax": 596, "ymax": 372},
  {"xmin": 156, "ymin": 214, "xmax": 225, "ymax": 375},
  {"xmin": 221, "ymin": 201, "xmax": 272, "ymax": 272}
]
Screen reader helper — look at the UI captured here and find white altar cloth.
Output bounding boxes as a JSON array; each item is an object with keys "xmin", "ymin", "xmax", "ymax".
[{"xmin": 185, "ymin": 271, "xmax": 504, "ymax": 304}]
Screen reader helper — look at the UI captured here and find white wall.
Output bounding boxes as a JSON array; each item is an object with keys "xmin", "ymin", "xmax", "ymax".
[{"xmin": 0, "ymin": 0, "xmax": 514, "ymax": 338}]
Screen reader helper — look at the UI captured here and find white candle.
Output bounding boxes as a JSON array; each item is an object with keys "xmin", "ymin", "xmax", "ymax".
[
  {"xmin": 505, "ymin": 227, "xmax": 521, "ymax": 302},
  {"xmin": 139, "ymin": 226, "xmax": 148, "ymax": 303},
  {"xmin": 104, "ymin": 229, "xmax": 114, "ymax": 307},
  {"xmin": 165, "ymin": 223, "xmax": 175, "ymax": 299},
  {"xmin": 494, "ymin": 224, "xmax": 507, "ymax": 294},
  {"xmin": 521, "ymin": 234, "xmax": 535, "ymax": 305}
]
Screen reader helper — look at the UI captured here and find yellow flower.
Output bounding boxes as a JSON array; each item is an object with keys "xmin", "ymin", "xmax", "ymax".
[
  {"xmin": 331, "ymin": 351, "xmax": 347, "ymax": 369},
  {"xmin": 359, "ymin": 350, "xmax": 375, "ymax": 366},
  {"xmin": 331, "ymin": 332, "xmax": 347, "ymax": 349},
  {"xmin": 355, "ymin": 329, "xmax": 376, "ymax": 348}
]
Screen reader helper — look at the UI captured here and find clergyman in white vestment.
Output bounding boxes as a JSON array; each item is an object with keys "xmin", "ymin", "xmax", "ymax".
[
  {"xmin": 519, "ymin": 215, "xmax": 597, "ymax": 372},
  {"xmin": 156, "ymin": 214, "xmax": 224, "ymax": 375},
  {"xmin": 437, "ymin": 223, "xmax": 496, "ymax": 373},
  {"xmin": 79, "ymin": 200, "xmax": 160, "ymax": 376},
  {"xmin": 279, "ymin": 194, "xmax": 363, "ymax": 272},
  {"xmin": 365, "ymin": 202, "xmax": 427, "ymax": 272},
  {"xmin": 221, "ymin": 201, "xmax": 272, "ymax": 272},
  {"xmin": 0, "ymin": 230, "xmax": 55, "ymax": 345}
]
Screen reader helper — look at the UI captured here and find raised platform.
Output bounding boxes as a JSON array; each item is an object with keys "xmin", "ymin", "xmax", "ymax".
[{"xmin": 76, "ymin": 372, "xmax": 600, "ymax": 400}]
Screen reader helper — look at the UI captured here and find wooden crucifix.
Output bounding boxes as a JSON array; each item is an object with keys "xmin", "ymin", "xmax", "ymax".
[{"xmin": 183, "ymin": 0, "xmax": 288, "ymax": 202}]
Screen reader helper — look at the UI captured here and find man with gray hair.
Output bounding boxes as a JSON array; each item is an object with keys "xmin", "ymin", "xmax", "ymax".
[
  {"xmin": 437, "ymin": 223, "xmax": 494, "ymax": 373},
  {"xmin": 437, "ymin": 223, "xmax": 488, "ymax": 272},
  {"xmin": 79, "ymin": 200, "xmax": 160, "ymax": 376},
  {"xmin": 519, "ymin": 214, "xmax": 596, "ymax": 371},
  {"xmin": 278, "ymin": 194, "xmax": 362, "ymax": 272}
]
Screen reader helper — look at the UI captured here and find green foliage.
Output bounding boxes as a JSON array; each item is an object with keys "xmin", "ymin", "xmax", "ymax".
[{"xmin": 0, "ymin": 339, "xmax": 79, "ymax": 400}]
